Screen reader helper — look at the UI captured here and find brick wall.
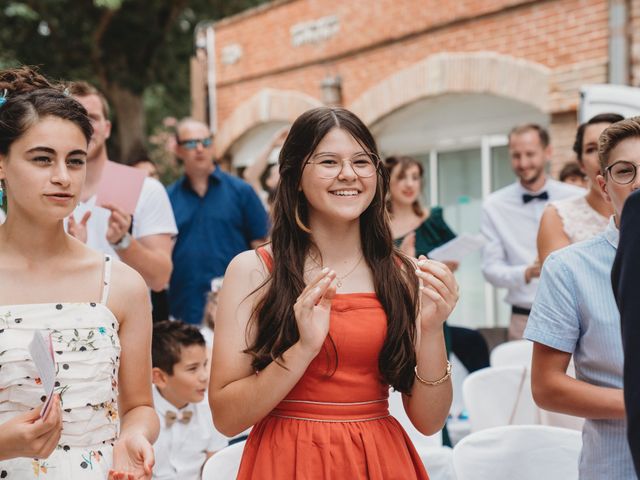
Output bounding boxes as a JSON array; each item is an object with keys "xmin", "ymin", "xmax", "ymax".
[{"xmin": 205, "ymin": 0, "xmax": 615, "ymax": 168}]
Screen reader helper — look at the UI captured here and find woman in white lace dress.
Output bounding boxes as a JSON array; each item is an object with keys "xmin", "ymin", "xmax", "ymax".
[
  {"xmin": 537, "ymin": 113, "xmax": 624, "ymax": 263},
  {"xmin": 0, "ymin": 67, "xmax": 158, "ymax": 479}
]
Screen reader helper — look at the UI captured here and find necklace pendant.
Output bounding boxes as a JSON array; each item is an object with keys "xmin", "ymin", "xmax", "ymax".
[{"xmin": 336, "ymin": 279, "xmax": 343, "ymax": 289}]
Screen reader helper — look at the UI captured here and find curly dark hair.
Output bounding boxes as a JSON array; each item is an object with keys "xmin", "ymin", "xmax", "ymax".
[{"xmin": 0, "ymin": 66, "xmax": 92, "ymax": 155}]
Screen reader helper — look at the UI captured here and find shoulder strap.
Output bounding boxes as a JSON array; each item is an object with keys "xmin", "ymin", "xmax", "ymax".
[
  {"xmin": 256, "ymin": 246, "xmax": 274, "ymax": 273},
  {"xmin": 100, "ymin": 255, "xmax": 113, "ymax": 304}
]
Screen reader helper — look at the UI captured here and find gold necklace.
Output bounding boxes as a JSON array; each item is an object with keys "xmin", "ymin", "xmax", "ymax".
[{"xmin": 310, "ymin": 253, "xmax": 364, "ymax": 289}]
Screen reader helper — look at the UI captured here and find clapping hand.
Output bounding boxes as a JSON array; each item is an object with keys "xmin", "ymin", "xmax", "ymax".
[
  {"xmin": 67, "ymin": 211, "xmax": 91, "ymax": 244},
  {"xmin": 103, "ymin": 203, "xmax": 133, "ymax": 245},
  {"xmin": 414, "ymin": 255, "xmax": 459, "ymax": 333},
  {"xmin": 294, "ymin": 268, "xmax": 337, "ymax": 355}
]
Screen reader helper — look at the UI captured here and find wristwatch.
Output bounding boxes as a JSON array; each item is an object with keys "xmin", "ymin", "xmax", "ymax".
[{"xmin": 111, "ymin": 232, "xmax": 132, "ymax": 251}]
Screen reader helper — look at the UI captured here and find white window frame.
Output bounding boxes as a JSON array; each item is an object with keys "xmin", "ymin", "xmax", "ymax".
[{"xmin": 425, "ymin": 134, "xmax": 509, "ymax": 328}]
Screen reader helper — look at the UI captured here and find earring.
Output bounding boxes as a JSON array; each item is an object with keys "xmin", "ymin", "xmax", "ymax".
[
  {"xmin": 0, "ymin": 181, "xmax": 4, "ymax": 207},
  {"xmin": 294, "ymin": 201, "xmax": 311, "ymax": 234}
]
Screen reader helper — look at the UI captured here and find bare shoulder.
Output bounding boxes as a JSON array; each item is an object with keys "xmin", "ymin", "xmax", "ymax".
[
  {"xmin": 106, "ymin": 259, "xmax": 150, "ymax": 320},
  {"xmin": 225, "ymin": 249, "xmax": 270, "ymax": 293},
  {"xmin": 539, "ymin": 205, "xmax": 563, "ymax": 230}
]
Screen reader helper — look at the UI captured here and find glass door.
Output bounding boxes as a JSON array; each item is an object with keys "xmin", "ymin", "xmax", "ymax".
[
  {"xmin": 414, "ymin": 136, "xmax": 510, "ymax": 328},
  {"xmin": 437, "ymin": 148, "xmax": 484, "ymax": 328}
]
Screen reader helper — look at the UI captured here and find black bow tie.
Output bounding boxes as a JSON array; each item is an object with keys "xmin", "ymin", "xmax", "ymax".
[{"xmin": 522, "ymin": 191, "xmax": 549, "ymax": 204}]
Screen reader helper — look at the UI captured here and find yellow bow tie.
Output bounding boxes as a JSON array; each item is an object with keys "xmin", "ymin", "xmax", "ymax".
[{"xmin": 165, "ymin": 410, "xmax": 193, "ymax": 428}]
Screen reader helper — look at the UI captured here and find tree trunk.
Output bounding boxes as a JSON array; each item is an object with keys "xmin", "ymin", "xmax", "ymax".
[{"xmin": 106, "ymin": 83, "xmax": 146, "ymax": 164}]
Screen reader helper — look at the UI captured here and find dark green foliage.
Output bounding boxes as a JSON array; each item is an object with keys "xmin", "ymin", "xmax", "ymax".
[{"xmin": 0, "ymin": 0, "xmax": 268, "ymax": 161}]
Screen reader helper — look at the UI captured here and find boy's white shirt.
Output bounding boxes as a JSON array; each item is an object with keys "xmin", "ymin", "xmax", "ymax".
[{"xmin": 152, "ymin": 385, "xmax": 228, "ymax": 480}]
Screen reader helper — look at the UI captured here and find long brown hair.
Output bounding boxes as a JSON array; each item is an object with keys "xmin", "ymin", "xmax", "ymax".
[{"xmin": 245, "ymin": 107, "xmax": 420, "ymax": 393}]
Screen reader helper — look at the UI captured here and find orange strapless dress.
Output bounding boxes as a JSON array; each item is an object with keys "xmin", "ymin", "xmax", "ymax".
[{"xmin": 236, "ymin": 250, "xmax": 429, "ymax": 479}]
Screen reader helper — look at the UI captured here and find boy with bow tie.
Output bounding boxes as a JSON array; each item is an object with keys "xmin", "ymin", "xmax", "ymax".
[{"xmin": 151, "ymin": 321, "xmax": 228, "ymax": 479}]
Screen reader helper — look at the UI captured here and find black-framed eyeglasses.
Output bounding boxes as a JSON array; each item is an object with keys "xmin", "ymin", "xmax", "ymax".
[
  {"xmin": 305, "ymin": 152, "xmax": 380, "ymax": 179},
  {"xmin": 177, "ymin": 136, "xmax": 213, "ymax": 150},
  {"xmin": 605, "ymin": 160, "xmax": 640, "ymax": 185}
]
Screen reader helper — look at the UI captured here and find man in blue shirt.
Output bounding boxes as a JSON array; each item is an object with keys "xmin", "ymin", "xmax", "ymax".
[{"xmin": 168, "ymin": 119, "xmax": 269, "ymax": 325}]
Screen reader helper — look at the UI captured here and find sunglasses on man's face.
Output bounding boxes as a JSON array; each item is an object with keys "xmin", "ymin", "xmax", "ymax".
[{"xmin": 177, "ymin": 136, "xmax": 213, "ymax": 150}]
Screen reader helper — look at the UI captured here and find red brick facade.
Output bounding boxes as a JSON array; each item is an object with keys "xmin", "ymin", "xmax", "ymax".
[{"xmin": 196, "ymin": 0, "xmax": 639, "ymax": 172}]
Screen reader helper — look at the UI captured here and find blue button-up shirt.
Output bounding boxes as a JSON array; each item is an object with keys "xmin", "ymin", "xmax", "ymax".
[
  {"xmin": 168, "ymin": 167, "xmax": 269, "ymax": 325},
  {"xmin": 525, "ymin": 218, "xmax": 635, "ymax": 479}
]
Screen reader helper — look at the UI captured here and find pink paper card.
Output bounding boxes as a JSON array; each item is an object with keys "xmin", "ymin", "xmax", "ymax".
[{"xmin": 95, "ymin": 161, "xmax": 147, "ymax": 215}]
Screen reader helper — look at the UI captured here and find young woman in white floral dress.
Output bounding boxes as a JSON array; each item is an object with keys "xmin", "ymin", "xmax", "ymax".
[{"xmin": 0, "ymin": 67, "xmax": 158, "ymax": 479}]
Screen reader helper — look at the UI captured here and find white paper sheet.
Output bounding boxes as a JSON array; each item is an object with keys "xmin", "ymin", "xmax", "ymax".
[
  {"xmin": 428, "ymin": 233, "xmax": 487, "ymax": 263},
  {"xmin": 28, "ymin": 330, "xmax": 56, "ymax": 417}
]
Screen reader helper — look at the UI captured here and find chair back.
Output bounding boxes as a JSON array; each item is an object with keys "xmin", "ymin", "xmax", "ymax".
[
  {"xmin": 452, "ymin": 425, "xmax": 581, "ymax": 480},
  {"xmin": 201, "ymin": 441, "xmax": 246, "ymax": 480},
  {"xmin": 462, "ymin": 365, "xmax": 539, "ymax": 431},
  {"xmin": 490, "ymin": 340, "xmax": 533, "ymax": 367}
]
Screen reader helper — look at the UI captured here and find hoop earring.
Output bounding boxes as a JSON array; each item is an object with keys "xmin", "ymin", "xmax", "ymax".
[{"xmin": 294, "ymin": 201, "xmax": 311, "ymax": 234}]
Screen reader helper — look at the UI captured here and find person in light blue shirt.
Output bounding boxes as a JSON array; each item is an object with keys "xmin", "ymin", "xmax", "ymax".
[{"xmin": 525, "ymin": 116, "xmax": 640, "ymax": 480}]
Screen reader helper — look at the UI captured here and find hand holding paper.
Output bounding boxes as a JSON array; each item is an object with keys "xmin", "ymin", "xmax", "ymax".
[
  {"xmin": 28, "ymin": 330, "xmax": 57, "ymax": 418},
  {"xmin": 0, "ymin": 395, "xmax": 62, "ymax": 461}
]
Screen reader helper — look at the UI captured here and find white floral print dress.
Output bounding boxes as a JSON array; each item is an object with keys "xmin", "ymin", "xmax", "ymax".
[{"xmin": 0, "ymin": 255, "xmax": 120, "ymax": 479}]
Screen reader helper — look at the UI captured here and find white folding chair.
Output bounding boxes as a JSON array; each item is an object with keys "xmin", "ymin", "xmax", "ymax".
[
  {"xmin": 462, "ymin": 365, "xmax": 539, "ymax": 432},
  {"xmin": 490, "ymin": 340, "xmax": 533, "ymax": 367},
  {"xmin": 201, "ymin": 441, "xmax": 246, "ymax": 480},
  {"xmin": 452, "ymin": 425, "xmax": 582, "ymax": 480}
]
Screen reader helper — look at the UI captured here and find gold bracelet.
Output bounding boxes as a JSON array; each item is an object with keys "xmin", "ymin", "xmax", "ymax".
[{"xmin": 414, "ymin": 362, "xmax": 452, "ymax": 386}]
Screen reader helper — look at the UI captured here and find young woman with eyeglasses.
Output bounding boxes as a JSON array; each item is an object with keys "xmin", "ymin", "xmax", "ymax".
[
  {"xmin": 525, "ymin": 117, "xmax": 640, "ymax": 479},
  {"xmin": 536, "ymin": 113, "xmax": 622, "ymax": 264},
  {"xmin": 209, "ymin": 107, "xmax": 458, "ymax": 479}
]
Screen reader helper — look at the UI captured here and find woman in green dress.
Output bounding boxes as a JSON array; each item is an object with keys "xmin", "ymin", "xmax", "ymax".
[{"xmin": 386, "ymin": 156, "xmax": 458, "ymax": 271}]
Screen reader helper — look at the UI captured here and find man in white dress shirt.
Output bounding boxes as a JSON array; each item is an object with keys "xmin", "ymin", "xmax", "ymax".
[
  {"xmin": 481, "ymin": 124, "xmax": 582, "ymax": 339},
  {"xmin": 65, "ymin": 82, "xmax": 177, "ymax": 291}
]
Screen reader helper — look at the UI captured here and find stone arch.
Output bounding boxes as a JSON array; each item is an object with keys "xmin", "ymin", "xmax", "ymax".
[
  {"xmin": 216, "ymin": 88, "xmax": 323, "ymax": 156},
  {"xmin": 348, "ymin": 51, "xmax": 551, "ymax": 126}
]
